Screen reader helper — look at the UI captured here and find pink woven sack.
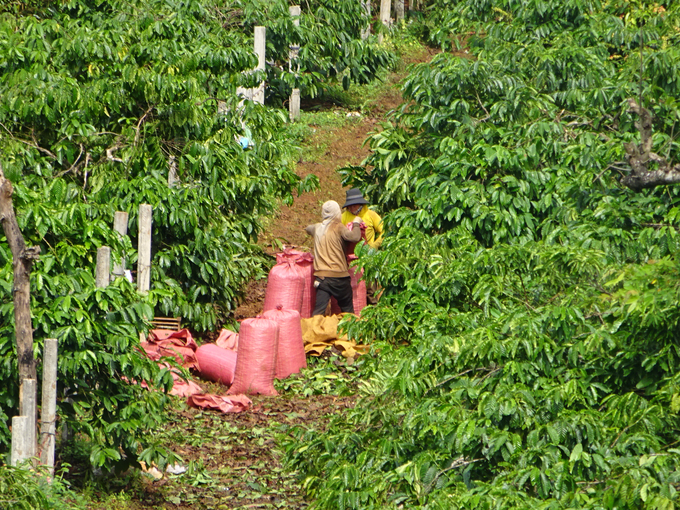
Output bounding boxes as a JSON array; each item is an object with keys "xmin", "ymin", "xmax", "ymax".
[
  {"xmin": 196, "ymin": 344, "xmax": 238, "ymax": 386},
  {"xmin": 263, "ymin": 306, "xmax": 307, "ymax": 379},
  {"xmin": 276, "ymin": 249, "xmax": 315, "ymax": 318},
  {"xmin": 227, "ymin": 317, "xmax": 279, "ymax": 396},
  {"xmin": 344, "ymin": 221, "xmax": 367, "ymax": 260},
  {"xmin": 331, "ymin": 265, "xmax": 367, "ymax": 316},
  {"xmin": 263, "ymin": 260, "xmax": 304, "ymax": 314}
]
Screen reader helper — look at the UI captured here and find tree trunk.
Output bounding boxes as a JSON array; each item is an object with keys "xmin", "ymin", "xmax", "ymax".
[
  {"xmin": 0, "ymin": 163, "xmax": 40, "ymax": 382},
  {"xmin": 622, "ymin": 99, "xmax": 680, "ymax": 191}
]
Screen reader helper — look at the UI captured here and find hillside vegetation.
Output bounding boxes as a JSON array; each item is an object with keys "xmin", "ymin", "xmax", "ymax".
[
  {"xmin": 3, "ymin": 0, "xmax": 680, "ymax": 508},
  {"xmin": 285, "ymin": 1, "xmax": 680, "ymax": 508}
]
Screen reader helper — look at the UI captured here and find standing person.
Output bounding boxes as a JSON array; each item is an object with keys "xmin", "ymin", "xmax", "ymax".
[
  {"xmin": 341, "ymin": 188, "xmax": 384, "ymax": 304},
  {"xmin": 306, "ymin": 200, "xmax": 362, "ymax": 316}
]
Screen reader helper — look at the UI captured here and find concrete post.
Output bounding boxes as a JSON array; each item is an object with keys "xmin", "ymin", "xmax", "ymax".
[
  {"xmin": 112, "ymin": 211, "xmax": 128, "ymax": 278},
  {"xmin": 137, "ymin": 204, "xmax": 152, "ymax": 293},
  {"xmin": 11, "ymin": 416, "xmax": 31, "ymax": 466},
  {"xmin": 168, "ymin": 155, "xmax": 178, "ymax": 187},
  {"xmin": 40, "ymin": 338, "xmax": 57, "ymax": 475},
  {"xmin": 289, "ymin": 6, "xmax": 301, "ymax": 121},
  {"xmin": 19, "ymin": 378, "xmax": 37, "ymax": 459},
  {"xmin": 236, "ymin": 86, "xmax": 254, "ymax": 102},
  {"xmin": 395, "ymin": 0, "xmax": 404, "ymax": 23},
  {"xmin": 95, "ymin": 246, "xmax": 110, "ymax": 288},
  {"xmin": 253, "ymin": 26, "xmax": 266, "ymax": 104},
  {"xmin": 379, "ymin": 0, "xmax": 391, "ymax": 43},
  {"xmin": 290, "ymin": 89, "xmax": 301, "ymax": 120},
  {"xmin": 361, "ymin": 0, "xmax": 371, "ymax": 40}
]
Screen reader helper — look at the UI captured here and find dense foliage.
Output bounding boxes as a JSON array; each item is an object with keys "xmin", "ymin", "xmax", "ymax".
[
  {"xmin": 284, "ymin": 1, "xmax": 680, "ymax": 508},
  {"xmin": 233, "ymin": 0, "xmax": 396, "ymax": 100},
  {"xmin": 0, "ymin": 0, "xmax": 394, "ymax": 472},
  {"xmin": 0, "ymin": 464, "xmax": 83, "ymax": 509}
]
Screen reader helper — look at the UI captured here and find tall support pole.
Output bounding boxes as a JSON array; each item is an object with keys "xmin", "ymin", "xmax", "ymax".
[
  {"xmin": 253, "ymin": 26, "xmax": 266, "ymax": 105},
  {"xmin": 395, "ymin": 0, "xmax": 404, "ymax": 23},
  {"xmin": 290, "ymin": 89, "xmax": 301, "ymax": 120},
  {"xmin": 112, "ymin": 211, "xmax": 129, "ymax": 278},
  {"xmin": 95, "ymin": 246, "xmax": 110, "ymax": 288},
  {"xmin": 40, "ymin": 338, "xmax": 57, "ymax": 476},
  {"xmin": 19, "ymin": 378, "xmax": 37, "ymax": 459},
  {"xmin": 11, "ymin": 416, "xmax": 31, "ymax": 466},
  {"xmin": 168, "ymin": 155, "xmax": 178, "ymax": 188},
  {"xmin": 289, "ymin": 6, "xmax": 301, "ymax": 121},
  {"xmin": 361, "ymin": 0, "xmax": 371, "ymax": 40},
  {"xmin": 379, "ymin": 0, "xmax": 391, "ymax": 43},
  {"xmin": 137, "ymin": 204, "xmax": 152, "ymax": 293},
  {"xmin": 236, "ymin": 86, "xmax": 254, "ymax": 102}
]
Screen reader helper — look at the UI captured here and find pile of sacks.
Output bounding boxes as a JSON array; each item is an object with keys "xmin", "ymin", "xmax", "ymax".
[
  {"xmin": 141, "ymin": 248, "xmax": 368, "ymax": 413},
  {"xmin": 140, "ymin": 329, "xmax": 252, "ymax": 413}
]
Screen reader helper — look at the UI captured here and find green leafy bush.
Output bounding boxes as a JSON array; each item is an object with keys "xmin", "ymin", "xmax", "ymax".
[
  {"xmin": 0, "ymin": 464, "xmax": 84, "ymax": 509},
  {"xmin": 234, "ymin": 0, "xmax": 397, "ymax": 100},
  {"xmin": 285, "ymin": 1, "xmax": 680, "ymax": 508}
]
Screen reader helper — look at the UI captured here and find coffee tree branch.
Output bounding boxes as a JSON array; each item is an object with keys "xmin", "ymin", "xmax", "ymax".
[
  {"xmin": 0, "ymin": 162, "xmax": 39, "ymax": 382},
  {"xmin": 622, "ymin": 98, "xmax": 680, "ymax": 191}
]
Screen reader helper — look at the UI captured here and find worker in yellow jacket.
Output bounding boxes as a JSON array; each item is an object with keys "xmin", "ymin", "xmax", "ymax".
[
  {"xmin": 341, "ymin": 188, "xmax": 384, "ymax": 304},
  {"xmin": 340, "ymin": 188, "xmax": 384, "ymax": 249}
]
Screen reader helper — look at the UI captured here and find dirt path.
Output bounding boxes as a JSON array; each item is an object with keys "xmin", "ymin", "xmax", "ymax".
[
  {"xmin": 266, "ymin": 117, "xmax": 379, "ymax": 249},
  {"xmin": 235, "ymin": 111, "xmax": 388, "ymax": 319},
  {"xmin": 115, "ymin": 95, "xmax": 402, "ymax": 510},
  {"xmin": 234, "ymin": 44, "xmax": 439, "ymax": 319}
]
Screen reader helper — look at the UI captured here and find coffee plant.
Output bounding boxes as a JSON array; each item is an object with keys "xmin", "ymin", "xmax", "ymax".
[
  {"xmin": 284, "ymin": 1, "xmax": 680, "ymax": 508},
  {"xmin": 233, "ymin": 0, "xmax": 397, "ymax": 100},
  {"xmin": 0, "ymin": 0, "xmax": 394, "ymax": 476}
]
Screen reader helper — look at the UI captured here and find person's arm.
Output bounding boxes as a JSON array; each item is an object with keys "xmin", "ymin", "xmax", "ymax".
[
  {"xmin": 305, "ymin": 224, "xmax": 316, "ymax": 236},
  {"xmin": 340, "ymin": 217, "xmax": 362, "ymax": 242}
]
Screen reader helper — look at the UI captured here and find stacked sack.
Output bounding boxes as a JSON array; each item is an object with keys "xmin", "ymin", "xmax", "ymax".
[
  {"xmin": 268, "ymin": 248, "xmax": 315, "ymax": 318},
  {"xmin": 197, "ymin": 251, "xmax": 310, "ymax": 395}
]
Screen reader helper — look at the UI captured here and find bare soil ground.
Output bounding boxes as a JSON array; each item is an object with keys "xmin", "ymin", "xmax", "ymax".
[{"xmin": 130, "ymin": 390, "xmax": 356, "ymax": 510}]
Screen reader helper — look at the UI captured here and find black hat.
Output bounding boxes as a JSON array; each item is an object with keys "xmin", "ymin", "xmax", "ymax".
[{"xmin": 343, "ymin": 188, "xmax": 369, "ymax": 208}]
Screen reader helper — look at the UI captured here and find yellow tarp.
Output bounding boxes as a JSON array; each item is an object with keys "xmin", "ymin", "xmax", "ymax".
[{"xmin": 301, "ymin": 315, "xmax": 369, "ymax": 358}]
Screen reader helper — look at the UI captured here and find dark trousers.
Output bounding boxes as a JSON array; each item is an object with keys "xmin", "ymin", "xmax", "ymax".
[{"xmin": 313, "ymin": 276, "xmax": 354, "ymax": 316}]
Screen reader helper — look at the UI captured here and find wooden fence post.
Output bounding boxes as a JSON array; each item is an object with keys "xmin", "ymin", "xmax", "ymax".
[
  {"xmin": 137, "ymin": 204, "xmax": 152, "ymax": 293},
  {"xmin": 236, "ymin": 86, "xmax": 254, "ymax": 103},
  {"xmin": 40, "ymin": 338, "xmax": 57, "ymax": 476},
  {"xmin": 289, "ymin": 6, "xmax": 301, "ymax": 121},
  {"xmin": 19, "ymin": 378, "xmax": 37, "ymax": 459},
  {"xmin": 112, "ymin": 211, "xmax": 129, "ymax": 278},
  {"xmin": 253, "ymin": 26, "xmax": 266, "ymax": 104},
  {"xmin": 379, "ymin": 0, "xmax": 391, "ymax": 43},
  {"xmin": 11, "ymin": 416, "xmax": 31, "ymax": 466},
  {"xmin": 361, "ymin": 0, "xmax": 371, "ymax": 40},
  {"xmin": 95, "ymin": 246, "xmax": 110, "ymax": 288}
]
